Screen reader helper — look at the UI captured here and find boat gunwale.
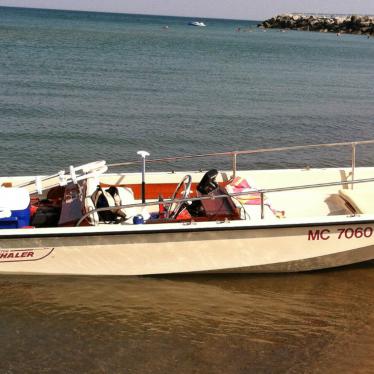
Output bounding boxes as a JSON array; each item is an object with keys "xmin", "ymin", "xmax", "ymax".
[{"xmin": 1, "ymin": 215, "xmax": 374, "ymax": 239}]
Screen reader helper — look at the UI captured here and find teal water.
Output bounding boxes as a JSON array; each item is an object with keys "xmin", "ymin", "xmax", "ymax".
[
  {"xmin": 0, "ymin": 8, "xmax": 374, "ymax": 373},
  {"xmin": 0, "ymin": 6, "xmax": 374, "ymax": 175}
]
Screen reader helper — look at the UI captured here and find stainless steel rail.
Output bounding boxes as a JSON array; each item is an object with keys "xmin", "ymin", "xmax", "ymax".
[
  {"xmin": 11, "ymin": 140, "xmax": 373, "ymax": 194},
  {"xmin": 76, "ymin": 175, "xmax": 374, "ymax": 226},
  {"xmin": 108, "ymin": 140, "xmax": 374, "ymax": 167},
  {"xmin": 351, "ymin": 142, "xmax": 356, "ymax": 190},
  {"xmin": 108, "ymin": 139, "xmax": 374, "ymax": 189}
]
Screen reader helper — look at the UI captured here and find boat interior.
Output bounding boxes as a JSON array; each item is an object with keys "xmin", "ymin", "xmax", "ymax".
[{"xmin": 1, "ymin": 141, "xmax": 374, "ymax": 229}]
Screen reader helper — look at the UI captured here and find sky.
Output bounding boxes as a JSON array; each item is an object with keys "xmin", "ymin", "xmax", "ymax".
[{"xmin": 1, "ymin": 0, "xmax": 374, "ymax": 20}]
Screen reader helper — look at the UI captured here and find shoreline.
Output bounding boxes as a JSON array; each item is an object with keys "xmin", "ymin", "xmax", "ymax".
[{"xmin": 259, "ymin": 14, "xmax": 374, "ymax": 35}]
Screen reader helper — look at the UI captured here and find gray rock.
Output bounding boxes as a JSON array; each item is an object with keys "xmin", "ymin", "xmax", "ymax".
[{"xmin": 260, "ymin": 13, "xmax": 374, "ymax": 35}]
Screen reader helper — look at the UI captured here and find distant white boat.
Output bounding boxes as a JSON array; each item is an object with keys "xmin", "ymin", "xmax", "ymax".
[{"xmin": 188, "ymin": 21, "xmax": 206, "ymax": 27}]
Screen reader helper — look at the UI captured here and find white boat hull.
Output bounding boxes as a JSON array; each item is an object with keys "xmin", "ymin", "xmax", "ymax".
[
  {"xmin": 2, "ymin": 159, "xmax": 374, "ymax": 276},
  {"xmin": 1, "ymin": 219, "xmax": 373, "ymax": 275}
]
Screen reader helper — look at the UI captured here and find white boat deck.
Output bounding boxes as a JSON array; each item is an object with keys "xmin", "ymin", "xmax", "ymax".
[{"xmin": 98, "ymin": 166, "xmax": 374, "ymax": 221}]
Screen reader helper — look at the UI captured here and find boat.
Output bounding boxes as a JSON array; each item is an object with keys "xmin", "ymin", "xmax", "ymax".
[
  {"xmin": 0, "ymin": 140, "xmax": 374, "ymax": 276},
  {"xmin": 188, "ymin": 21, "xmax": 206, "ymax": 27}
]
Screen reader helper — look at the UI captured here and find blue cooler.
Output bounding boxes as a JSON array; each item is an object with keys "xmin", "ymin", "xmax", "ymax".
[{"xmin": 0, "ymin": 187, "xmax": 31, "ymax": 229}]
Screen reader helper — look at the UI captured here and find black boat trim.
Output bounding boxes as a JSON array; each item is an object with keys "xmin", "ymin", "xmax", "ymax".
[{"xmin": 1, "ymin": 219, "xmax": 374, "ymax": 239}]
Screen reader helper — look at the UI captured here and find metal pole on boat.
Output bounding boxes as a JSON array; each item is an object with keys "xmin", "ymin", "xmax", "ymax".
[
  {"xmin": 351, "ymin": 143, "xmax": 356, "ymax": 190},
  {"xmin": 137, "ymin": 151, "xmax": 150, "ymax": 203},
  {"xmin": 232, "ymin": 152, "xmax": 237, "ymax": 178},
  {"xmin": 260, "ymin": 192, "xmax": 264, "ymax": 219}
]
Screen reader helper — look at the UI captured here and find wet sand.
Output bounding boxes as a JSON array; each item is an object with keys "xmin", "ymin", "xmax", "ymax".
[{"xmin": 0, "ymin": 263, "xmax": 373, "ymax": 373}]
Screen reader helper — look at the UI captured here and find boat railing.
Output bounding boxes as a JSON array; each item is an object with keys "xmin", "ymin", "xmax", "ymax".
[
  {"xmin": 108, "ymin": 139, "xmax": 374, "ymax": 189},
  {"xmin": 76, "ymin": 175, "xmax": 374, "ymax": 226},
  {"xmin": 12, "ymin": 140, "xmax": 374, "ymax": 195}
]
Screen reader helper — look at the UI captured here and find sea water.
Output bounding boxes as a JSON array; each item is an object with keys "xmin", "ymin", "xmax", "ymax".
[
  {"xmin": 0, "ymin": 7, "xmax": 374, "ymax": 175},
  {"xmin": 0, "ymin": 7, "xmax": 373, "ymax": 373}
]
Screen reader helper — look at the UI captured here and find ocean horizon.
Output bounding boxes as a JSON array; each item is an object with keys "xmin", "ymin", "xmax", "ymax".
[{"xmin": 0, "ymin": 5, "xmax": 262, "ymax": 22}]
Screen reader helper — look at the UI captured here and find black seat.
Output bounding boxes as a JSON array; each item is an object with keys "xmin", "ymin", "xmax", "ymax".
[
  {"xmin": 187, "ymin": 169, "xmax": 219, "ymax": 217},
  {"xmin": 197, "ymin": 169, "xmax": 219, "ymax": 195}
]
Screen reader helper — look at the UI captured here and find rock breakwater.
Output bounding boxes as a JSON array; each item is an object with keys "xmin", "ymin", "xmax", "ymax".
[{"xmin": 259, "ymin": 14, "xmax": 374, "ymax": 35}]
